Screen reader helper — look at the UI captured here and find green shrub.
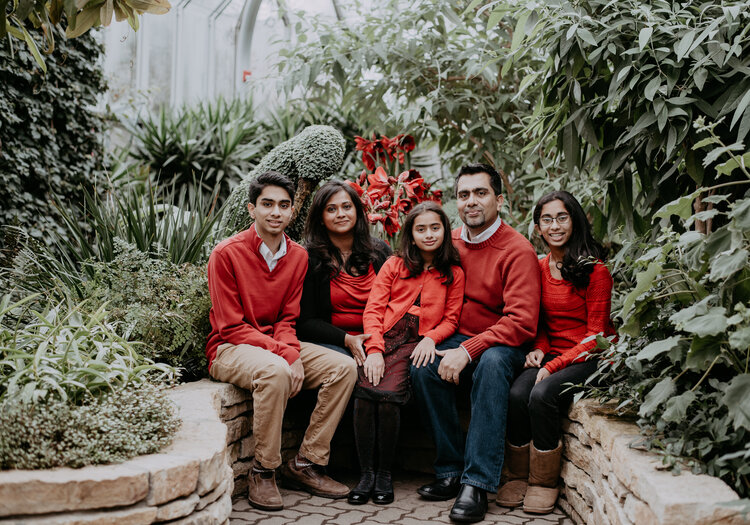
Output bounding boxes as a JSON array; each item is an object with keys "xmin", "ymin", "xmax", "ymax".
[
  {"xmin": 588, "ymin": 123, "xmax": 750, "ymax": 496},
  {"xmin": 83, "ymin": 240, "xmax": 212, "ymax": 380},
  {"xmin": 0, "ymin": 383, "xmax": 180, "ymax": 469},
  {"xmin": 0, "ymin": 27, "xmax": 106, "ymax": 255}
]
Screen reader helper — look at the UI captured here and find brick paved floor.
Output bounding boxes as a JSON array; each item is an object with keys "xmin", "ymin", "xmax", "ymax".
[{"xmin": 230, "ymin": 474, "xmax": 573, "ymax": 524}]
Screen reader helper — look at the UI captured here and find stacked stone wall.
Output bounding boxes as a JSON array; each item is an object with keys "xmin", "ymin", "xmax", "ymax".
[{"xmin": 559, "ymin": 399, "xmax": 745, "ymax": 525}]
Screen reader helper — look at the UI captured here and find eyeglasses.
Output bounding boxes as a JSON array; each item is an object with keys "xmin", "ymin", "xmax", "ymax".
[{"xmin": 539, "ymin": 214, "xmax": 570, "ymax": 226}]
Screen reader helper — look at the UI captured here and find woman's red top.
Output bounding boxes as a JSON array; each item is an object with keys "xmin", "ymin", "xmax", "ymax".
[
  {"xmin": 533, "ymin": 254, "xmax": 617, "ymax": 374},
  {"xmin": 330, "ymin": 264, "xmax": 377, "ymax": 335}
]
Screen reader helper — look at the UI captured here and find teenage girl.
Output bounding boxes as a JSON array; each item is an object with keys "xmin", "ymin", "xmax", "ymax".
[
  {"xmin": 496, "ymin": 190, "xmax": 616, "ymax": 514},
  {"xmin": 348, "ymin": 201, "xmax": 465, "ymax": 505}
]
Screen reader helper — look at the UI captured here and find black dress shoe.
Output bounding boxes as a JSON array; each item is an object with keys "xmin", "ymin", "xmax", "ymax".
[
  {"xmin": 417, "ymin": 476, "xmax": 461, "ymax": 501},
  {"xmin": 372, "ymin": 470, "xmax": 394, "ymax": 504},
  {"xmin": 449, "ymin": 484, "xmax": 487, "ymax": 523},
  {"xmin": 347, "ymin": 470, "xmax": 375, "ymax": 505}
]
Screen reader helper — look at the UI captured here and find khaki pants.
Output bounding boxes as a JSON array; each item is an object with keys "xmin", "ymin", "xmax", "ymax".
[{"xmin": 209, "ymin": 341, "xmax": 357, "ymax": 469}]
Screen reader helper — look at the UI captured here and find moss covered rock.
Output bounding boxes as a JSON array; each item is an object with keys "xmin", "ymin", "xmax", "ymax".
[{"xmin": 219, "ymin": 125, "xmax": 346, "ymax": 240}]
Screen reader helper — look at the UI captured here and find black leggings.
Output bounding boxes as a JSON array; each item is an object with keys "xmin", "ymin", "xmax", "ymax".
[
  {"xmin": 352, "ymin": 398, "xmax": 400, "ymax": 473},
  {"xmin": 506, "ymin": 354, "xmax": 598, "ymax": 450}
]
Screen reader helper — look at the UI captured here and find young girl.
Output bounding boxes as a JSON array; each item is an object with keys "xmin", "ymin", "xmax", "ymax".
[
  {"xmin": 348, "ymin": 201, "xmax": 465, "ymax": 505},
  {"xmin": 497, "ymin": 190, "xmax": 616, "ymax": 514}
]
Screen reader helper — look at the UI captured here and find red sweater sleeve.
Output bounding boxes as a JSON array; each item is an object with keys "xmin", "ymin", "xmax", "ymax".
[
  {"xmin": 532, "ymin": 321, "xmax": 551, "ymax": 354},
  {"xmin": 362, "ymin": 258, "xmax": 398, "ymax": 355},
  {"xmin": 543, "ymin": 265, "xmax": 614, "ymax": 374},
  {"xmin": 207, "ymin": 248, "xmax": 302, "ymax": 364},
  {"xmin": 461, "ymin": 247, "xmax": 541, "ymax": 359},
  {"xmin": 423, "ymin": 266, "xmax": 465, "ymax": 345}
]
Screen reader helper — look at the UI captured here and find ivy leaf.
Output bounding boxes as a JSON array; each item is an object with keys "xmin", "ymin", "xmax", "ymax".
[
  {"xmin": 621, "ymin": 261, "xmax": 662, "ymax": 319},
  {"xmin": 709, "ymin": 249, "xmax": 748, "ymax": 281},
  {"xmin": 639, "ymin": 377, "xmax": 675, "ymax": 417},
  {"xmin": 729, "ymin": 327, "xmax": 750, "ymax": 351},
  {"xmin": 721, "ymin": 374, "xmax": 750, "ymax": 431},
  {"xmin": 729, "ymin": 198, "xmax": 750, "ymax": 230},
  {"xmin": 636, "ymin": 336, "xmax": 681, "ymax": 361},
  {"xmin": 655, "ymin": 191, "xmax": 699, "ymax": 220},
  {"xmin": 683, "ymin": 306, "xmax": 728, "ymax": 337},
  {"xmin": 662, "ymin": 391, "xmax": 696, "ymax": 423},
  {"xmin": 686, "ymin": 335, "xmax": 723, "ymax": 370},
  {"xmin": 715, "ymin": 152, "xmax": 750, "ymax": 177}
]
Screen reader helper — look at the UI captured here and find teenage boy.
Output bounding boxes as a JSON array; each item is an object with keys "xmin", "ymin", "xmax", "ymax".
[
  {"xmin": 410, "ymin": 164, "xmax": 541, "ymax": 523},
  {"xmin": 206, "ymin": 171, "xmax": 357, "ymax": 511}
]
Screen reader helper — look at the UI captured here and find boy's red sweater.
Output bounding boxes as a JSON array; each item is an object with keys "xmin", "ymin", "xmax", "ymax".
[
  {"xmin": 205, "ymin": 225, "xmax": 308, "ymax": 368},
  {"xmin": 362, "ymin": 256, "xmax": 465, "ymax": 354},
  {"xmin": 453, "ymin": 222, "xmax": 541, "ymax": 359},
  {"xmin": 533, "ymin": 254, "xmax": 617, "ymax": 374}
]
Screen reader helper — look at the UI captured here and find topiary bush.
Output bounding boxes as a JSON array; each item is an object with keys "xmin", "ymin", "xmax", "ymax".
[
  {"xmin": 219, "ymin": 125, "xmax": 346, "ymax": 240},
  {"xmin": 0, "ymin": 27, "xmax": 106, "ymax": 255}
]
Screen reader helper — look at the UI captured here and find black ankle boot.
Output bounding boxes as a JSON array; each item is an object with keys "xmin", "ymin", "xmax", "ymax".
[
  {"xmin": 347, "ymin": 470, "xmax": 375, "ymax": 505},
  {"xmin": 372, "ymin": 470, "xmax": 394, "ymax": 504}
]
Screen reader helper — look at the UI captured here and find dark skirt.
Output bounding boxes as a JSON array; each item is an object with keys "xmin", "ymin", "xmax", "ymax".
[{"xmin": 354, "ymin": 313, "xmax": 420, "ymax": 405}]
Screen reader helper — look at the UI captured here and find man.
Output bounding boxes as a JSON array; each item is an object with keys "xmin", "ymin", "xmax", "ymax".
[
  {"xmin": 410, "ymin": 164, "xmax": 541, "ymax": 523},
  {"xmin": 206, "ymin": 171, "xmax": 357, "ymax": 511}
]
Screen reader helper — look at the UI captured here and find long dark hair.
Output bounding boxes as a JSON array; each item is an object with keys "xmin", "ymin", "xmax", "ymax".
[
  {"xmin": 399, "ymin": 202, "xmax": 461, "ymax": 285},
  {"xmin": 304, "ymin": 180, "xmax": 376, "ymax": 276},
  {"xmin": 533, "ymin": 190, "xmax": 607, "ymax": 288}
]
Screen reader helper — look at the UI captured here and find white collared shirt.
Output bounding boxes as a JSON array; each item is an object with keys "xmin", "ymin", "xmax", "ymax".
[
  {"xmin": 460, "ymin": 215, "xmax": 503, "ymax": 244},
  {"xmin": 258, "ymin": 235, "xmax": 287, "ymax": 271}
]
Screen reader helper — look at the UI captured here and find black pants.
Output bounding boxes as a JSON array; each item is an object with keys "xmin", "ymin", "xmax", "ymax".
[{"xmin": 506, "ymin": 354, "xmax": 598, "ymax": 450}]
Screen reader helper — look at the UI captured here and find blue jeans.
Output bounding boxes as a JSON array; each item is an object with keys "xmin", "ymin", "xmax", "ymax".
[{"xmin": 410, "ymin": 333, "xmax": 525, "ymax": 492}]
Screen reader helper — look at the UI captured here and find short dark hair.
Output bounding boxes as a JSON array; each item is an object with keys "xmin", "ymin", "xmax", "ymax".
[
  {"xmin": 455, "ymin": 163, "xmax": 503, "ymax": 196},
  {"xmin": 248, "ymin": 171, "xmax": 295, "ymax": 205},
  {"xmin": 399, "ymin": 201, "xmax": 461, "ymax": 285}
]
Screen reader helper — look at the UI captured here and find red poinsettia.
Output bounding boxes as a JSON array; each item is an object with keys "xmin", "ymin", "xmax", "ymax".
[{"xmin": 349, "ymin": 133, "xmax": 441, "ymax": 244}]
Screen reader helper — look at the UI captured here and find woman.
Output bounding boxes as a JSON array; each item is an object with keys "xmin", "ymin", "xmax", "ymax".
[
  {"xmin": 298, "ymin": 179, "xmax": 391, "ymax": 364},
  {"xmin": 496, "ymin": 190, "xmax": 616, "ymax": 514},
  {"xmin": 349, "ymin": 201, "xmax": 464, "ymax": 505}
]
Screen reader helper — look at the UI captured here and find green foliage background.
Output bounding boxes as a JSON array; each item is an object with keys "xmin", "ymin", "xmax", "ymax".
[{"xmin": 0, "ymin": 28, "xmax": 106, "ymax": 250}]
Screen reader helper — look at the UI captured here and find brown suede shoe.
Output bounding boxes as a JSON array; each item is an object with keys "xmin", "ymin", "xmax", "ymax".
[
  {"xmin": 247, "ymin": 459, "xmax": 283, "ymax": 511},
  {"xmin": 523, "ymin": 441, "xmax": 563, "ymax": 514},
  {"xmin": 281, "ymin": 456, "xmax": 350, "ymax": 498}
]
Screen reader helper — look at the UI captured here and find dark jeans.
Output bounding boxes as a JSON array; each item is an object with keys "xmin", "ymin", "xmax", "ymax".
[
  {"xmin": 506, "ymin": 354, "xmax": 598, "ymax": 450},
  {"xmin": 410, "ymin": 333, "xmax": 525, "ymax": 492}
]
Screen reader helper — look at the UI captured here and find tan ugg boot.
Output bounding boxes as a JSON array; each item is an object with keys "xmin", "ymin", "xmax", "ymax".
[
  {"xmin": 496, "ymin": 441, "xmax": 530, "ymax": 507},
  {"xmin": 522, "ymin": 441, "xmax": 562, "ymax": 514}
]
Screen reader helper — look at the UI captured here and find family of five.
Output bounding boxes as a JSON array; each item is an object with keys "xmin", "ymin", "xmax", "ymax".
[{"xmin": 205, "ymin": 164, "xmax": 615, "ymax": 523}]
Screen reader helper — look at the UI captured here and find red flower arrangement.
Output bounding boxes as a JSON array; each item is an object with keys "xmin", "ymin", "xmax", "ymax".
[{"xmin": 348, "ymin": 134, "xmax": 442, "ymax": 242}]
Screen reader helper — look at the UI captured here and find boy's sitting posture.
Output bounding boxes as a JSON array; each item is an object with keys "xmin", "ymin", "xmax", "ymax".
[{"xmin": 206, "ymin": 171, "xmax": 357, "ymax": 511}]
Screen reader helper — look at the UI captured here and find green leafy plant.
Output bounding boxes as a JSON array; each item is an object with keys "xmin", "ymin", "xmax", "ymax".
[
  {"xmin": 0, "ymin": 295, "xmax": 175, "ymax": 405},
  {"xmin": 0, "ymin": 28, "xmax": 106, "ymax": 256},
  {"xmin": 83, "ymin": 239, "xmax": 212, "ymax": 380},
  {"xmin": 122, "ymin": 97, "xmax": 266, "ymax": 204},
  {"xmin": 499, "ymin": 0, "xmax": 750, "ymax": 236},
  {"xmin": 588, "ymin": 120, "xmax": 750, "ymax": 496},
  {"xmin": 273, "ymin": 0, "xmax": 546, "ymax": 223}
]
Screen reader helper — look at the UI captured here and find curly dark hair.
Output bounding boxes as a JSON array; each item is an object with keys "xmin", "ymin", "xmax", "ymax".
[
  {"xmin": 533, "ymin": 190, "xmax": 607, "ymax": 288},
  {"xmin": 399, "ymin": 201, "xmax": 461, "ymax": 285},
  {"xmin": 304, "ymin": 180, "xmax": 377, "ymax": 276}
]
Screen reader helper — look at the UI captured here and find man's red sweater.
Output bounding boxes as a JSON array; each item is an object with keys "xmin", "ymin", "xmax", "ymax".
[
  {"xmin": 453, "ymin": 222, "xmax": 541, "ymax": 359},
  {"xmin": 533, "ymin": 254, "xmax": 616, "ymax": 374},
  {"xmin": 205, "ymin": 225, "xmax": 308, "ymax": 368}
]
